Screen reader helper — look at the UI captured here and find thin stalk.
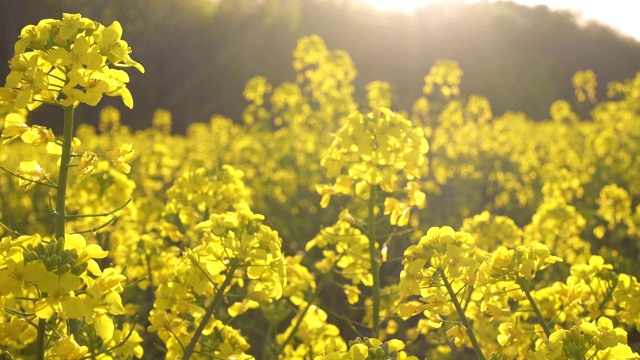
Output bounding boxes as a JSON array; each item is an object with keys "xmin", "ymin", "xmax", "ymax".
[
  {"xmin": 101, "ymin": 317, "xmax": 138, "ymax": 353},
  {"xmin": 35, "ymin": 105, "xmax": 75, "ymax": 360},
  {"xmin": 261, "ymin": 323, "xmax": 275, "ymax": 360},
  {"xmin": 597, "ymin": 277, "xmax": 617, "ymax": 314},
  {"xmin": 70, "ymin": 216, "xmax": 118, "ymax": 235},
  {"xmin": 367, "ymin": 186, "xmax": 381, "ymax": 338},
  {"xmin": 438, "ymin": 268, "xmax": 486, "ymax": 360},
  {"xmin": 520, "ymin": 282, "xmax": 552, "ymax": 338},
  {"xmin": 0, "ymin": 164, "xmax": 58, "ymax": 188},
  {"xmin": 35, "ymin": 318, "xmax": 46, "ymax": 360},
  {"xmin": 271, "ymin": 270, "xmax": 333, "ymax": 360},
  {"xmin": 0, "ymin": 220, "xmax": 22, "ymax": 236},
  {"xmin": 88, "ymin": 332, "xmax": 97, "ymax": 360},
  {"xmin": 60, "ymin": 106, "xmax": 81, "ymax": 342},
  {"xmin": 66, "ymin": 199, "xmax": 132, "ymax": 218},
  {"xmin": 55, "ymin": 105, "xmax": 75, "ymax": 246},
  {"xmin": 181, "ymin": 262, "xmax": 239, "ymax": 360}
]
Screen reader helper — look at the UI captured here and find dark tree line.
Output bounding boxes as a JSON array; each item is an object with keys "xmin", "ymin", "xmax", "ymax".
[{"xmin": 1, "ymin": 0, "xmax": 639, "ymax": 132}]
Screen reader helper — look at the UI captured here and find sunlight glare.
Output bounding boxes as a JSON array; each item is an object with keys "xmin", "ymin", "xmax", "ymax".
[
  {"xmin": 361, "ymin": 0, "xmax": 469, "ymax": 13},
  {"xmin": 360, "ymin": 0, "xmax": 639, "ymax": 41}
]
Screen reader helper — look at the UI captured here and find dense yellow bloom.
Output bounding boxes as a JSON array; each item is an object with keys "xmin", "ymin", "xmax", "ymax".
[
  {"xmin": 16, "ymin": 160, "xmax": 49, "ymax": 191},
  {"xmin": 597, "ymin": 184, "xmax": 632, "ymax": 229},
  {"xmin": 106, "ymin": 142, "xmax": 134, "ymax": 173},
  {"xmin": 0, "ymin": 112, "xmax": 29, "ymax": 143},
  {"xmin": 0, "ymin": 246, "xmax": 46, "ymax": 295},
  {"xmin": 365, "ymin": 81, "xmax": 393, "ymax": 109},
  {"xmin": 1, "ymin": 13, "xmax": 143, "ymax": 111},
  {"xmin": 51, "ymin": 334, "xmax": 88, "ymax": 359},
  {"xmin": 306, "ymin": 210, "xmax": 373, "ymax": 286},
  {"xmin": 496, "ymin": 322, "xmax": 524, "ymax": 346},
  {"xmin": 316, "ymin": 337, "xmax": 418, "ymax": 360},
  {"xmin": 461, "ymin": 211, "xmax": 522, "ymax": 250},
  {"xmin": 422, "ymin": 60, "xmax": 463, "ymax": 98},
  {"xmin": 277, "ymin": 304, "xmax": 345, "ymax": 357},
  {"xmin": 332, "ymin": 109, "xmax": 426, "ymax": 179},
  {"xmin": 446, "ymin": 324, "xmax": 467, "ymax": 347},
  {"xmin": 580, "ymin": 317, "xmax": 627, "ymax": 350},
  {"xmin": 76, "ymin": 151, "xmax": 98, "ymax": 179},
  {"xmin": 573, "ymin": 69, "xmax": 597, "ymax": 103}
]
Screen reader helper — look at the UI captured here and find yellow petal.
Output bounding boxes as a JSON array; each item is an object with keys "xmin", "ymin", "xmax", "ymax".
[
  {"xmin": 38, "ymin": 271, "xmax": 59, "ymax": 294},
  {"xmin": 348, "ymin": 344, "xmax": 368, "ymax": 360},
  {"xmin": 23, "ymin": 261, "xmax": 47, "ymax": 283},
  {"xmin": 87, "ymin": 259, "xmax": 102, "ymax": 276},
  {"xmin": 65, "ymin": 233, "xmax": 86, "ymax": 251},
  {"xmin": 94, "ymin": 313, "xmax": 115, "ymax": 341},
  {"xmin": 86, "ymin": 244, "xmax": 109, "ymax": 259},
  {"xmin": 35, "ymin": 297, "xmax": 61, "ymax": 319},
  {"xmin": 247, "ymin": 265, "xmax": 264, "ymax": 280},
  {"xmin": 121, "ymin": 86, "xmax": 133, "ymax": 109},
  {"xmin": 46, "ymin": 141, "xmax": 62, "ymax": 155},
  {"xmin": 59, "ymin": 272, "xmax": 82, "ymax": 292}
]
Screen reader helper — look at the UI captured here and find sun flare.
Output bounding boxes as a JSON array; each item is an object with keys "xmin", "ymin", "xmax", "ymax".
[
  {"xmin": 360, "ymin": 0, "xmax": 466, "ymax": 12},
  {"xmin": 359, "ymin": 0, "xmax": 638, "ymax": 41}
]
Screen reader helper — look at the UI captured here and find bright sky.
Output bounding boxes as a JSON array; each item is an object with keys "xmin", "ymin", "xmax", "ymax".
[{"xmin": 362, "ymin": 0, "xmax": 640, "ymax": 42}]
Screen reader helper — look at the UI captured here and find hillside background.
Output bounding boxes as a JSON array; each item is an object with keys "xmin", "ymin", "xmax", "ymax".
[{"xmin": 1, "ymin": 0, "xmax": 639, "ymax": 132}]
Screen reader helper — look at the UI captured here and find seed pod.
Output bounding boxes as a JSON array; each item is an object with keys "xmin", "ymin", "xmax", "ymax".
[
  {"xmin": 55, "ymin": 238, "xmax": 65, "ymax": 253},
  {"xmin": 49, "ymin": 254, "xmax": 60, "ymax": 267},
  {"xmin": 75, "ymin": 252, "xmax": 90, "ymax": 267},
  {"xmin": 34, "ymin": 244, "xmax": 46, "ymax": 257},
  {"xmin": 59, "ymin": 250, "xmax": 70, "ymax": 263},
  {"xmin": 71, "ymin": 263, "xmax": 88, "ymax": 276},
  {"xmin": 57, "ymin": 254, "xmax": 68, "ymax": 267},
  {"xmin": 58, "ymin": 263, "xmax": 71, "ymax": 275},
  {"xmin": 47, "ymin": 243, "xmax": 56, "ymax": 256}
]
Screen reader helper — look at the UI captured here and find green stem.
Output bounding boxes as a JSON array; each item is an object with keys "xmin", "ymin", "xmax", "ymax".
[
  {"xmin": 59, "ymin": 106, "xmax": 80, "ymax": 342},
  {"xmin": 66, "ymin": 199, "xmax": 132, "ymax": 218},
  {"xmin": 262, "ymin": 323, "xmax": 274, "ymax": 360},
  {"xmin": 70, "ymin": 216, "xmax": 118, "ymax": 235},
  {"xmin": 438, "ymin": 268, "xmax": 486, "ymax": 360},
  {"xmin": 367, "ymin": 186, "xmax": 381, "ymax": 338},
  {"xmin": 35, "ymin": 105, "xmax": 75, "ymax": 359},
  {"xmin": 0, "ymin": 220, "xmax": 22, "ymax": 236},
  {"xmin": 520, "ymin": 281, "xmax": 552, "ymax": 338},
  {"xmin": 597, "ymin": 277, "xmax": 618, "ymax": 314},
  {"xmin": 88, "ymin": 331, "xmax": 96, "ymax": 360},
  {"xmin": 35, "ymin": 318, "xmax": 46, "ymax": 360},
  {"xmin": 181, "ymin": 262, "xmax": 239, "ymax": 360},
  {"xmin": 55, "ymin": 105, "xmax": 75, "ymax": 245}
]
